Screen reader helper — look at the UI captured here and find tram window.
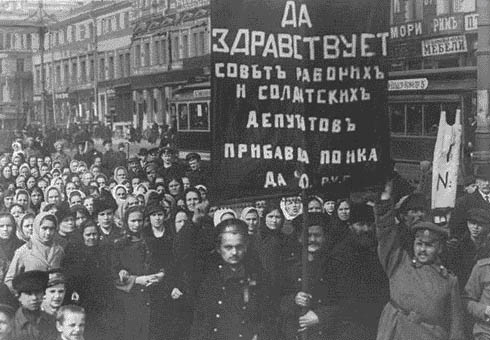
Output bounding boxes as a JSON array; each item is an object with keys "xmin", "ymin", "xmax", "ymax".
[
  {"xmin": 406, "ymin": 104, "xmax": 423, "ymax": 135},
  {"xmin": 424, "ymin": 103, "xmax": 441, "ymax": 136},
  {"xmin": 189, "ymin": 102, "xmax": 209, "ymax": 131},
  {"xmin": 178, "ymin": 104, "xmax": 189, "ymax": 130},
  {"xmin": 389, "ymin": 104, "xmax": 405, "ymax": 134}
]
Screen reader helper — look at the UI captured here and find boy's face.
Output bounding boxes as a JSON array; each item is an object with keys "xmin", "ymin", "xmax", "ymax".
[
  {"xmin": 45, "ymin": 283, "xmax": 66, "ymax": 310},
  {"xmin": 57, "ymin": 312, "xmax": 85, "ymax": 340},
  {"xmin": 0, "ymin": 311, "xmax": 12, "ymax": 339},
  {"xmin": 18, "ymin": 290, "xmax": 44, "ymax": 311}
]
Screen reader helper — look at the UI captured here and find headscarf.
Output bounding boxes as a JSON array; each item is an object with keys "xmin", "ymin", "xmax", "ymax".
[
  {"xmin": 113, "ymin": 166, "xmax": 128, "ymax": 184},
  {"xmin": 18, "ymin": 164, "xmax": 30, "ymax": 178},
  {"xmin": 280, "ymin": 196, "xmax": 303, "ymax": 221},
  {"xmin": 31, "ymin": 212, "xmax": 61, "ymax": 264},
  {"xmin": 134, "ymin": 183, "xmax": 149, "ymax": 197},
  {"xmin": 44, "ymin": 185, "xmax": 62, "ymax": 204},
  {"xmin": 0, "ymin": 213, "xmax": 20, "ymax": 261},
  {"xmin": 213, "ymin": 208, "xmax": 237, "ymax": 227},
  {"xmin": 240, "ymin": 206, "xmax": 259, "ymax": 221},
  {"xmin": 16, "ymin": 213, "xmax": 35, "ymax": 243},
  {"xmin": 112, "ymin": 184, "xmax": 128, "ymax": 203}
]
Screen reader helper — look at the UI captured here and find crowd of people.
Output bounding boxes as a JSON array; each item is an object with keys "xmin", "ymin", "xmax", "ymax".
[{"xmin": 2, "ymin": 131, "xmax": 490, "ymax": 340}]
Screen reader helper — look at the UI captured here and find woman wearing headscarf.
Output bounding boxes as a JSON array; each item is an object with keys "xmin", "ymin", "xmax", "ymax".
[
  {"xmin": 112, "ymin": 206, "xmax": 168, "ymax": 340},
  {"xmin": 240, "ymin": 206, "xmax": 260, "ymax": 235},
  {"xmin": 212, "ymin": 208, "xmax": 237, "ymax": 227},
  {"xmin": 112, "ymin": 184, "xmax": 128, "ymax": 224},
  {"xmin": 0, "ymin": 166, "xmax": 14, "ymax": 189},
  {"xmin": 44, "ymin": 185, "xmax": 63, "ymax": 206},
  {"xmin": 14, "ymin": 189, "xmax": 31, "ymax": 213},
  {"xmin": 0, "ymin": 213, "xmax": 23, "ymax": 283},
  {"xmin": 4, "ymin": 212, "xmax": 64, "ymax": 292},
  {"xmin": 0, "ymin": 190, "xmax": 14, "ymax": 214},
  {"xmin": 29, "ymin": 186, "xmax": 43, "ymax": 214},
  {"xmin": 16, "ymin": 213, "xmax": 35, "ymax": 244},
  {"xmin": 63, "ymin": 220, "xmax": 119, "ymax": 340}
]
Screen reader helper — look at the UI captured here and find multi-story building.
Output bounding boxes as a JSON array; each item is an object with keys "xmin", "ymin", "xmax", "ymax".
[
  {"xmin": 32, "ymin": 0, "xmax": 133, "ymax": 128},
  {"xmin": 130, "ymin": 0, "xmax": 210, "ymax": 148},
  {"xmin": 0, "ymin": 0, "xmax": 83, "ymax": 132},
  {"xmin": 388, "ymin": 0, "xmax": 477, "ymax": 179}
]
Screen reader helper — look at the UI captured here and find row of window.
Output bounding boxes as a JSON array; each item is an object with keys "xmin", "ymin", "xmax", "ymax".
[
  {"xmin": 0, "ymin": 59, "xmax": 25, "ymax": 74},
  {"xmin": 389, "ymin": 102, "xmax": 459, "ymax": 136},
  {"xmin": 0, "ymin": 32, "xmax": 32, "ymax": 51},
  {"xmin": 49, "ymin": 11, "xmax": 131, "ymax": 47},
  {"xmin": 392, "ymin": 0, "xmax": 475, "ymax": 24},
  {"xmin": 133, "ymin": 29, "xmax": 208, "ymax": 68}
]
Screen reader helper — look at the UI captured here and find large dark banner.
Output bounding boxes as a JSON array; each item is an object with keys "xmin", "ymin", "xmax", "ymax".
[{"xmin": 211, "ymin": 0, "xmax": 391, "ymax": 200}]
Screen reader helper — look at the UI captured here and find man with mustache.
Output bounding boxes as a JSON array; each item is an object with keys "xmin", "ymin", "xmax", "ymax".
[
  {"xmin": 189, "ymin": 219, "xmax": 274, "ymax": 340},
  {"xmin": 376, "ymin": 181, "xmax": 464, "ymax": 340},
  {"xmin": 332, "ymin": 203, "xmax": 389, "ymax": 340},
  {"xmin": 280, "ymin": 213, "xmax": 354, "ymax": 340}
]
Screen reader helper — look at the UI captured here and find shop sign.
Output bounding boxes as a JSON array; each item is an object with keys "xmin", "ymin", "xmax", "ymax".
[
  {"xmin": 422, "ymin": 35, "xmax": 467, "ymax": 57},
  {"xmin": 106, "ymin": 89, "xmax": 116, "ymax": 98},
  {"xmin": 33, "ymin": 95, "xmax": 41, "ymax": 102},
  {"xmin": 193, "ymin": 89, "xmax": 210, "ymax": 98},
  {"xmin": 168, "ymin": 0, "xmax": 209, "ymax": 12},
  {"xmin": 388, "ymin": 78, "xmax": 428, "ymax": 91},
  {"xmin": 390, "ymin": 21, "xmax": 423, "ymax": 39},
  {"xmin": 430, "ymin": 14, "xmax": 464, "ymax": 35},
  {"xmin": 465, "ymin": 13, "xmax": 478, "ymax": 31},
  {"xmin": 55, "ymin": 93, "xmax": 68, "ymax": 100}
]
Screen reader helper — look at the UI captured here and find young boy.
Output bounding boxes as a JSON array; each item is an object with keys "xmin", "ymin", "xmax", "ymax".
[
  {"xmin": 55, "ymin": 305, "xmax": 86, "ymax": 340},
  {"xmin": 42, "ymin": 270, "xmax": 67, "ymax": 317},
  {"xmin": 10, "ymin": 270, "xmax": 57, "ymax": 340},
  {"xmin": 375, "ymin": 182, "xmax": 464, "ymax": 340}
]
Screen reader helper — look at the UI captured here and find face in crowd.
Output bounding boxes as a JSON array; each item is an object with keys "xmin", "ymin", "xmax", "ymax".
[
  {"xmin": 413, "ymin": 230, "xmax": 442, "ymax": 265},
  {"xmin": 265, "ymin": 209, "xmax": 283, "ymax": 231},
  {"xmin": 218, "ymin": 231, "xmax": 248, "ymax": 267},
  {"xmin": 337, "ymin": 200, "xmax": 351, "ymax": 222}
]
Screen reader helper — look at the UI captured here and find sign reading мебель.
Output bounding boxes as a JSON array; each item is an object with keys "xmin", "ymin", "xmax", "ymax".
[
  {"xmin": 211, "ymin": 0, "xmax": 391, "ymax": 200},
  {"xmin": 422, "ymin": 35, "xmax": 467, "ymax": 57}
]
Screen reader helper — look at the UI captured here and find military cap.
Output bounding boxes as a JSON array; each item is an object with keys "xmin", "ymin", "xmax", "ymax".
[
  {"xmin": 144, "ymin": 162, "xmax": 158, "ymax": 173},
  {"xmin": 411, "ymin": 221, "xmax": 449, "ymax": 239},
  {"xmin": 476, "ymin": 165, "xmax": 490, "ymax": 181},
  {"xmin": 12, "ymin": 270, "xmax": 49, "ymax": 294},
  {"xmin": 216, "ymin": 218, "xmax": 248, "ymax": 236},
  {"xmin": 350, "ymin": 203, "xmax": 374, "ymax": 224},
  {"xmin": 186, "ymin": 152, "xmax": 201, "ymax": 162},
  {"xmin": 93, "ymin": 196, "xmax": 117, "ymax": 215},
  {"xmin": 159, "ymin": 146, "xmax": 176, "ymax": 155},
  {"xmin": 102, "ymin": 139, "xmax": 112, "ymax": 146},
  {"xmin": 467, "ymin": 208, "xmax": 490, "ymax": 227},
  {"xmin": 46, "ymin": 269, "xmax": 66, "ymax": 288},
  {"xmin": 138, "ymin": 148, "xmax": 148, "ymax": 156}
]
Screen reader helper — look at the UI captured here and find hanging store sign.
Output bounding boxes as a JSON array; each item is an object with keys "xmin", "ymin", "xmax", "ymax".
[
  {"xmin": 55, "ymin": 93, "xmax": 68, "ymax": 100},
  {"xmin": 422, "ymin": 35, "xmax": 467, "ymax": 57},
  {"xmin": 453, "ymin": 0, "xmax": 476, "ymax": 13},
  {"xmin": 211, "ymin": 0, "xmax": 391, "ymax": 200},
  {"xmin": 465, "ymin": 13, "xmax": 478, "ymax": 31},
  {"xmin": 429, "ymin": 14, "xmax": 464, "ymax": 35},
  {"xmin": 168, "ymin": 0, "xmax": 209, "ymax": 12},
  {"xmin": 388, "ymin": 78, "xmax": 429, "ymax": 91}
]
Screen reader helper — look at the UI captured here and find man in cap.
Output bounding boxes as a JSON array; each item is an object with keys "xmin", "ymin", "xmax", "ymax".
[
  {"xmin": 158, "ymin": 146, "xmax": 183, "ymax": 180},
  {"xmin": 449, "ymin": 164, "xmax": 490, "ymax": 242},
  {"xmin": 375, "ymin": 181, "xmax": 464, "ymax": 340},
  {"xmin": 83, "ymin": 139, "xmax": 102, "ymax": 168},
  {"xmin": 185, "ymin": 153, "xmax": 209, "ymax": 186},
  {"xmin": 144, "ymin": 163, "xmax": 158, "ymax": 187},
  {"xmin": 146, "ymin": 148, "xmax": 161, "ymax": 167},
  {"xmin": 51, "ymin": 140, "xmax": 71, "ymax": 170},
  {"xmin": 127, "ymin": 156, "xmax": 144, "ymax": 180},
  {"xmin": 101, "ymin": 140, "xmax": 120, "ymax": 173},
  {"xmin": 447, "ymin": 208, "xmax": 490, "ymax": 290},
  {"xmin": 280, "ymin": 213, "xmax": 355, "ymax": 340},
  {"xmin": 41, "ymin": 270, "xmax": 67, "ymax": 317},
  {"xmin": 189, "ymin": 219, "xmax": 274, "ymax": 340},
  {"xmin": 11, "ymin": 270, "xmax": 57, "ymax": 340}
]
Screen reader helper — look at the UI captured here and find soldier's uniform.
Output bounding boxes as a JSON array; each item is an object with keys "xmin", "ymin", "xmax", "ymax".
[
  {"xmin": 463, "ymin": 258, "xmax": 490, "ymax": 340},
  {"xmin": 375, "ymin": 199, "xmax": 465, "ymax": 340},
  {"xmin": 189, "ymin": 255, "xmax": 273, "ymax": 340}
]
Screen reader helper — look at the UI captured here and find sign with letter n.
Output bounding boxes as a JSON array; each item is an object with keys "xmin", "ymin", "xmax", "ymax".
[{"xmin": 211, "ymin": 0, "xmax": 392, "ymax": 200}]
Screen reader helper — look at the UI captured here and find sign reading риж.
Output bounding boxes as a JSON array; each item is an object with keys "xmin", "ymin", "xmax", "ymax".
[{"xmin": 211, "ymin": 0, "xmax": 391, "ymax": 200}]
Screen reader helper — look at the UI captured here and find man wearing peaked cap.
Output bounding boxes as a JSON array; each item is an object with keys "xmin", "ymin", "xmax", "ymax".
[
  {"xmin": 374, "ymin": 181, "xmax": 464, "ymax": 340},
  {"xmin": 41, "ymin": 270, "xmax": 67, "ymax": 317},
  {"xmin": 11, "ymin": 270, "xmax": 57, "ymax": 340},
  {"xmin": 189, "ymin": 218, "xmax": 275, "ymax": 340},
  {"xmin": 185, "ymin": 152, "xmax": 209, "ymax": 187},
  {"xmin": 449, "ymin": 164, "xmax": 490, "ymax": 242}
]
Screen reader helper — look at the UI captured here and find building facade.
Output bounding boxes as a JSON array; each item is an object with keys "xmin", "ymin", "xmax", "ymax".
[
  {"xmin": 130, "ymin": 0, "xmax": 210, "ymax": 148},
  {"xmin": 0, "ymin": 0, "xmax": 83, "ymax": 132},
  {"xmin": 32, "ymin": 0, "xmax": 133, "ymax": 129},
  {"xmin": 388, "ymin": 0, "xmax": 477, "ymax": 179}
]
